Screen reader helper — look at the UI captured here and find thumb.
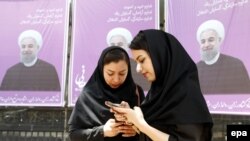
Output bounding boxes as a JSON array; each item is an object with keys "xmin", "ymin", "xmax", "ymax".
[
  {"xmin": 133, "ymin": 106, "xmax": 141, "ymax": 112},
  {"xmin": 120, "ymin": 101, "xmax": 130, "ymax": 108}
]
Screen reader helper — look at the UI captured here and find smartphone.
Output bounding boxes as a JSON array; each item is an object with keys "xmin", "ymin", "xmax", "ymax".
[{"xmin": 105, "ymin": 101, "xmax": 121, "ymax": 108}]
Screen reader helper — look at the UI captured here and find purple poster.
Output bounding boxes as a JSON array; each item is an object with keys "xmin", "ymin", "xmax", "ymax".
[
  {"xmin": 0, "ymin": 0, "xmax": 70, "ymax": 106},
  {"xmin": 166, "ymin": 0, "xmax": 250, "ymax": 115},
  {"xmin": 69, "ymin": 0, "xmax": 159, "ymax": 106}
]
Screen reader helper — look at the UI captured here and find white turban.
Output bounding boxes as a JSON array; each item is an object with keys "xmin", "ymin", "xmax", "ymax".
[
  {"xmin": 196, "ymin": 19, "xmax": 225, "ymax": 43},
  {"xmin": 18, "ymin": 29, "xmax": 43, "ymax": 49},
  {"xmin": 106, "ymin": 27, "xmax": 133, "ymax": 45}
]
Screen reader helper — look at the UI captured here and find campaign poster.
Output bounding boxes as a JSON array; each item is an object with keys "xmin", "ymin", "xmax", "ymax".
[
  {"xmin": 69, "ymin": 0, "xmax": 159, "ymax": 106},
  {"xmin": 166, "ymin": 0, "xmax": 250, "ymax": 115},
  {"xmin": 0, "ymin": 0, "xmax": 70, "ymax": 107}
]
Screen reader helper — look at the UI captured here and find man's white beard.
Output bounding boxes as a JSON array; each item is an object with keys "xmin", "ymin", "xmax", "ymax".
[
  {"xmin": 200, "ymin": 46, "xmax": 219, "ymax": 62},
  {"xmin": 20, "ymin": 54, "xmax": 36, "ymax": 65}
]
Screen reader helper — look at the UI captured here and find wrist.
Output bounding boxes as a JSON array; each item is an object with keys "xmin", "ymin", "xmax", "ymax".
[
  {"xmin": 137, "ymin": 119, "xmax": 149, "ymax": 133},
  {"xmin": 102, "ymin": 125, "xmax": 108, "ymax": 137}
]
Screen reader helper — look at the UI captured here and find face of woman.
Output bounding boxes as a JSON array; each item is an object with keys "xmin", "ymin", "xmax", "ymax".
[
  {"xmin": 131, "ymin": 49, "xmax": 156, "ymax": 82},
  {"xmin": 103, "ymin": 60, "xmax": 128, "ymax": 88}
]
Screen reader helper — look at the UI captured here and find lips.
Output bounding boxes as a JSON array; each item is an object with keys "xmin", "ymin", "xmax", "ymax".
[{"xmin": 202, "ymin": 47, "xmax": 213, "ymax": 51}]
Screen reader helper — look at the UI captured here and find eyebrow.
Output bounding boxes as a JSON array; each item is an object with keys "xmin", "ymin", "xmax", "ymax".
[{"xmin": 106, "ymin": 69, "xmax": 127, "ymax": 73}]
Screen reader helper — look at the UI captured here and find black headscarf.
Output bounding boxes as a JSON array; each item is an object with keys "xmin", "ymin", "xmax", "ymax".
[
  {"xmin": 69, "ymin": 46, "xmax": 140, "ymax": 140},
  {"xmin": 139, "ymin": 29, "xmax": 213, "ymax": 131}
]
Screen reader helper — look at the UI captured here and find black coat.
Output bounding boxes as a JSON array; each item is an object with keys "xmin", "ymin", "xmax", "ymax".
[
  {"xmin": 134, "ymin": 29, "xmax": 213, "ymax": 141},
  {"xmin": 68, "ymin": 46, "xmax": 145, "ymax": 141}
]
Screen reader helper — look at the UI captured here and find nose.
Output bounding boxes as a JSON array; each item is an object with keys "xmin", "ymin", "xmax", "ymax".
[
  {"xmin": 136, "ymin": 64, "xmax": 142, "ymax": 73},
  {"xmin": 113, "ymin": 75, "xmax": 120, "ymax": 83},
  {"xmin": 201, "ymin": 42, "xmax": 209, "ymax": 51}
]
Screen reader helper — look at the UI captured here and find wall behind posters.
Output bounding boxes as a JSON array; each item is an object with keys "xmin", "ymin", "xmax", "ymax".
[
  {"xmin": 166, "ymin": 0, "xmax": 250, "ymax": 115},
  {"xmin": 69, "ymin": 0, "xmax": 159, "ymax": 106},
  {"xmin": 0, "ymin": 0, "xmax": 69, "ymax": 107}
]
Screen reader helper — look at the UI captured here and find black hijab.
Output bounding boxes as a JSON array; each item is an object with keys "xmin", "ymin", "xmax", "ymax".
[
  {"xmin": 139, "ymin": 29, "xmax": 213, "ymax": 131},
  {"xmin": 68, "ymin": 46, "xmax": 139, "ymax": 140}
]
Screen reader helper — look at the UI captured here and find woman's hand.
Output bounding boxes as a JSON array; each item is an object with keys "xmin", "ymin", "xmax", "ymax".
[
  {"xmin": 119, "ymin": 101, "xmax": 130, "ymax": 108},
  {"xmin": 111, "ymin": 107, "xmax": 170, "ymax": 141},
  {"xmin": 110, "ymin": 101, "xmax": 130, "ymax": 122},
  {"xmin": 119, "ymin": 124, "xmax": 137, "ymax": 137},
  {"xmin": 103, "ymin": 118, "xmax": 138, "ymax": 137},
  {"xmin": 103, "ymin": 119, "xmax": 123, "ymax": 137},
  {"xmin": 112, "ymin": 106, "xmax": 146, "ymax": 131}
]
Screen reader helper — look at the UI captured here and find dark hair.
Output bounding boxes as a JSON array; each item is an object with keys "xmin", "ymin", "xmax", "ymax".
[
  {"xmin": 103, "ymin": 48, "xmax": 129, "ymax": 66},
  {"xmin": 129, "ymin": 31, "xmax": 149, "ymax": 52}
]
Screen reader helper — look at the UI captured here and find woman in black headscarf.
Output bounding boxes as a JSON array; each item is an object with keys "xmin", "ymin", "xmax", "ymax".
[
  {"xmin": 112, "ymin": 29, "xmax": 213, "ymax": 141},
  {"xmin": 68, "ymin": 46, "xmax": 145, "ymax": 141}
]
